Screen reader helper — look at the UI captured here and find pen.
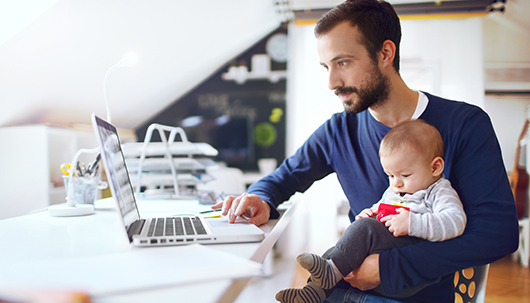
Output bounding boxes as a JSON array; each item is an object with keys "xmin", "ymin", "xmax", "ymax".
[
  {"xmin": 200, "ymin": 209, "xmax": 222, "ymax": 214},
  {"xmin": 87, "ymin": 154, "xmax": 101, "ymax": 176},
  {"xmin": 76, "ymin": 161, "xmax": 84, "ymax": 176}
]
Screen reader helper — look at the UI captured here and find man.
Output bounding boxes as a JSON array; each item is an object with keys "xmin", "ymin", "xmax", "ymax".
[{"xmin": 212, "ymin": 0, "xmax": 519, "ymax": 302}]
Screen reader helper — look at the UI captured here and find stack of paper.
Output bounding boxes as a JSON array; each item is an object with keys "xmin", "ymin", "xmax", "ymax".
[{"xmin": 0, "ymin": 244, "xmax": 260, "ymax": 297}]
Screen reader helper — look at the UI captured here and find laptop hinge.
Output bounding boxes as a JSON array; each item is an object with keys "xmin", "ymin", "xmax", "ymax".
[{"xmin": 127, "ymin": 219, "xmax": 146, "ymax": 242}]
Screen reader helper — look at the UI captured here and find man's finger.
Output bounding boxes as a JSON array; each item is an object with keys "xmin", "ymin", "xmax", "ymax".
[
  {"xmin": 228, "ymin": 197, "xmax": 241, "ymax": 223},
  {"xmin": 344, "ymin": 254, "xmax": 380, "ymax": 290},
  {"xmin": 211, "ymin": 201, "xmax": 223, "ymax": 210},
  {"xmin": 221, "ymin": 196, "xmax": 236, "ymax": 216},
  {"xmin": 235, "ymin": 194, "xmax": 251, "ymax": 217},
  {"xmin": 249, "ymin": 209, "xmax": 268, "ymax": 226}
]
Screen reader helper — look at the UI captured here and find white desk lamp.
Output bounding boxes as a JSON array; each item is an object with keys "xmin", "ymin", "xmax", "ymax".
[
  {"xmin": 48, "ymin": 51, "xmax": 138, "ymax": 217},
  {"xmin": 103, "ymin": 51, "xmax": 139, "ymax": 124}
]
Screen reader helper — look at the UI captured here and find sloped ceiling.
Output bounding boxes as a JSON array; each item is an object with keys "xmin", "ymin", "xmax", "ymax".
[{"xmin": 0, "ymin": 0, "xmax": 281, "ymax": 130}]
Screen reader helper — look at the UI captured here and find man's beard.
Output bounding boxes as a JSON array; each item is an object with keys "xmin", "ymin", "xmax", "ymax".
[{"xmin": 335, "ymin": 65, "xmax": 390, "ymax": 114}]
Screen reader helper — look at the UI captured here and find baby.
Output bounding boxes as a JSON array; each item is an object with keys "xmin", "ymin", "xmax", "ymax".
[{"xmin": 276, "ymin": 119, "xmax": 467, "ymax": 303}]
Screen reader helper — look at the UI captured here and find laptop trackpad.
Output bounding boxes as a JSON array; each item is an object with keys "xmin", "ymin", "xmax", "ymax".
[{"xmin": 206, "ymin": 217, "xmax": 264, "ymax": 236}]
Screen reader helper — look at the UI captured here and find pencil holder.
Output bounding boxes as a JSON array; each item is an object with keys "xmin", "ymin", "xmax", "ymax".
[{"xmin": 63, "ymin": 176, "xmax": 107, "ymax": 205}]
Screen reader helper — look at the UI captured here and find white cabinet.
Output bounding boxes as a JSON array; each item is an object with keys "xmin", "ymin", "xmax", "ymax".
[{"xmin": 0, "ymin": 125, "xmax": 135, "ymax": 220}]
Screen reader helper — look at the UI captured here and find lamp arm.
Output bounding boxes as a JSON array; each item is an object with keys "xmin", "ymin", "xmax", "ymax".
[
  {"xmin": 102, "ymin": 51, "xmax": 137, "ymax": 123},
  {"xmin": 102, "ymin": 61, "xmax": 125, "ymax": 124}
]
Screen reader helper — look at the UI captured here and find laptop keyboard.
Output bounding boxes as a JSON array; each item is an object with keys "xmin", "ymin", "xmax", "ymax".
[{"xmin": 146, "ymin": 217, "xmax": 207, "ymax": 237}]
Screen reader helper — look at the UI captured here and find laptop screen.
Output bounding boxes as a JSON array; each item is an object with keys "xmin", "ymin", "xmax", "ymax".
[{"xmin": 92, "ymin": 114, "xmax": 141, "ymax": 229}]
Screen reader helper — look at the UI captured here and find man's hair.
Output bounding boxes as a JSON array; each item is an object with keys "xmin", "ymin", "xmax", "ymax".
[
  {"xmin": 379, "ymin": 119, "xmax": 444, "ymax": 161},
  {"xmin": 314, "ymin": 0, "xmax": 401, "ymax": 72}
]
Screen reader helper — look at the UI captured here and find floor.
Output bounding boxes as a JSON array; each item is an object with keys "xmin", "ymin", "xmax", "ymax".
[
  {"xmin": 235, "ymin": 254, "xmax": 297, "ymax": 303},
  {"xmin": 484, "ymin": 257, "xmax": 530, "ymax": 303},
  {"xmin": 235, "ymin": 255, "xmax": 530, "ymax": 303}
]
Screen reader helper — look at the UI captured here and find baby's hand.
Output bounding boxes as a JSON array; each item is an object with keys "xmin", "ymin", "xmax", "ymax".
[
  {"xmin": 380, "ymin": 208, "xmax": 409, "ymax": 237},
  {"xmin": 356, "ymin": 208, "xmax": 377, "ymax": 220}
]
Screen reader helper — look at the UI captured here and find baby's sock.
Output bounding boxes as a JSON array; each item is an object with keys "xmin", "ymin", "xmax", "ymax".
[
  {"xmin": 275, "ymin": 282, "xmax": 326, "ymax": 303},
  {"xmin": 296, "ymin": 253, "xmax": 342, "ymax": 289}
]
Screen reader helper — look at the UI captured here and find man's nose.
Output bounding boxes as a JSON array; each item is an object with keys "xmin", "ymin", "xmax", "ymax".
[{"xmin": 328, "ymin": 70, "xmax": 344, "ymax": 91}]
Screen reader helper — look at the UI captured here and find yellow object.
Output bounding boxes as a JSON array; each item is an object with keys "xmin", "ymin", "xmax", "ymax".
[
  {"xmin": 293, "ymin": 12, "xmax": 487, "ymax": 26},
  {"xmin": 400, "ymin": 12, "xmax": 487, "ymax": 20},
  {"xmin": 203, "ymin": 214, "xmax": 221, "ymax": 219},
  {"xmin": 269, "ymin": 108, "xmax": 284, "ymax": 123},
  {"xmin": 60, "ymin": 163, "xmax": 72, "ymax": 176}
]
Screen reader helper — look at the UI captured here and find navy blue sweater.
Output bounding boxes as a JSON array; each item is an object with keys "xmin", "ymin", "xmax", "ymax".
[{"xmin": 248, "ymin": 92, "xmax": 519, "ymax": 302}]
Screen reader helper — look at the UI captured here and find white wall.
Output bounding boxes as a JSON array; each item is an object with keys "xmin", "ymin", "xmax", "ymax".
[
  {"xmin": 485, "ymin": 95, "xmax": 530, "ymax": 172},
  {"xmin": 400, "ymin": 18, "xmax": 484, "ymax": 107},
  {"xmin": 483, "ymin": 0, "xmax": 530, "ymax": 64},
  {"xmin": 285, "ymin": 23, "xmax": 345, "ymax": 254},
  {"xmin": 481, "ymin": 0, "xmax": 530, "ymax": 171}
]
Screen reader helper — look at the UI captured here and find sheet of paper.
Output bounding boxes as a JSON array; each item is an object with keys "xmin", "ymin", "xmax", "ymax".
[{"xmin": 0, "ymin": 244, "xmax": 260, "ymax": 297}]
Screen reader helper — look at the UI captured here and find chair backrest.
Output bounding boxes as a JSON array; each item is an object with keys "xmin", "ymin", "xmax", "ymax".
[{"xmin": 454, "ymin": 264, "xmax": 490, "ymax": 303}]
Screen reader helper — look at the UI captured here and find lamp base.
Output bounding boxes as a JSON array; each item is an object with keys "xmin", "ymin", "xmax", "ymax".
[{"xmin": 48, "ymin": 203, "xmax": 95, "ymax": 217}]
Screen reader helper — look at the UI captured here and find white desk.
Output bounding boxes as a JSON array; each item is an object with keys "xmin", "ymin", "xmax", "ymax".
[{"xmin": 0, "ymin": 198, "xmax": 297, "ymax": 303}]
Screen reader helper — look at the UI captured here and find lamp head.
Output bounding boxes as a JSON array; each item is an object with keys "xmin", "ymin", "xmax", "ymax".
[{"xmin": 122, "ymin": 51, "xmax": 138, "ymax": 67}]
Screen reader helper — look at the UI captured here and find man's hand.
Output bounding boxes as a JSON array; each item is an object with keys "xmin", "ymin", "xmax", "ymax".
[
  {"xmin": 356, "ymin": 208, "xmax": 377, "ymax": 220},
  {"xmin": 380, "ymin": 208, "xmax": 409, "ymax": 237},
  {"xmin": 211, "ymin": 193, "xmax": 271, "ymax": 226},
  {"xmin": 343, "ymin": 254, "xmax": 380, "ymax": 290}
]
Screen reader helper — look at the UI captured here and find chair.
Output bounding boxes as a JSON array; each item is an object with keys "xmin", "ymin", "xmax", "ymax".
[
  {"xmin": 454, "ymin": 264, "xmax": 490, "ymax": 303},
  {"xmin": 513, "ymin": 218, "xmax": 529, "ymax": 267}
]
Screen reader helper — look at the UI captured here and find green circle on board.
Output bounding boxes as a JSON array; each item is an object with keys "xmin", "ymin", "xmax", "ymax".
[{"xmin": 254, "ymin": 123, "xmax": 277, "ymax": 147}]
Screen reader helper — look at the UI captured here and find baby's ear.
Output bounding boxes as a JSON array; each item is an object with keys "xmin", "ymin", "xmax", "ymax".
[{"xmin": 431, "ymin": 156, "xmax": 444, "ymax": 177}]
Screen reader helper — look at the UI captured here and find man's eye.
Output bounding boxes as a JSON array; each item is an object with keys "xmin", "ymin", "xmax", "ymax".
[{"xmin": 338, "ymin": 61, "xmax": 346, "ymax": 67}]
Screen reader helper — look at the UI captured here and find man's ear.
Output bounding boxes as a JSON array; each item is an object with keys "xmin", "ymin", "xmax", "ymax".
[
  {"xmin": 431, "ymin": 156, "xmax": 444, "ymax": 177},
  {"xmin": 380, "ymin": 40, "xmax": 396, "ymax": 69}
]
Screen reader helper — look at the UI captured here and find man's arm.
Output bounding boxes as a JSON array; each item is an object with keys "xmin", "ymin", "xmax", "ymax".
[{"xmin": 213, "ymin": 120, "xmax": 336, "ymax": 225}]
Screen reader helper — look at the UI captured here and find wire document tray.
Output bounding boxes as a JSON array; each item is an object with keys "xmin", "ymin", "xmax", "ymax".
[{"xmin": 121, "ymin": 124, "xmax": 218, "ymax": 199}]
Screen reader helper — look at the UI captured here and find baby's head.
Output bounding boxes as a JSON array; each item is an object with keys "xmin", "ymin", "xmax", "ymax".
[{"xmin": 379, "ymin": 119, "xmax": 444, "ymax": 195}]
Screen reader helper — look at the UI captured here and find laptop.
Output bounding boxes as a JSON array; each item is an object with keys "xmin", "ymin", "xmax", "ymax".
[{"xmin": 91, "ymin": 114, "xmax": 265, "ymax": 247}]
